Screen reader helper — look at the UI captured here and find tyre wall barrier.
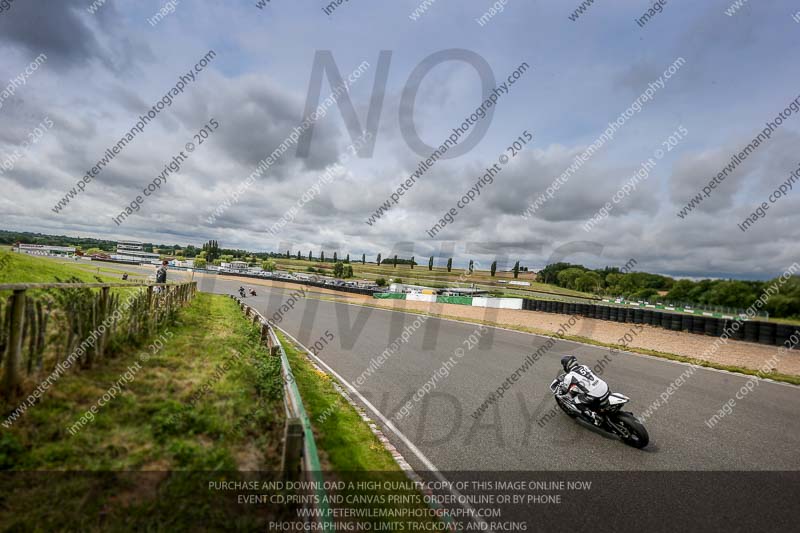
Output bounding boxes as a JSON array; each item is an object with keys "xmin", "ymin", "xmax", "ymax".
[
  {"xmin": 704, "ymin": 317, "xmax": 718, "ymax": 336},
  {"xmin": 758, "ymin": 322, "xmax": 776, "ymax": 345},
  {"xmin": 744, "ymin": 321, "xmax": 759, "ymax": 343},
  {"xmin": 731, "ymin": 320, "xmax": 745, "ymax": 340},
  {"xmin": 649, "ymin": 311, "xmax": 661, "ymax": 327},
  {"xmin": 775, "ymin": 324, "xmax": 799, "ymax": 347},
  {"xmin": 519, "ymin": 296, "xmax": 791, "ymax": 346}
]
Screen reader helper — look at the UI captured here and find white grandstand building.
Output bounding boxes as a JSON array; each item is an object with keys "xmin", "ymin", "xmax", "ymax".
[
  {"xmin": 13, "ymin": 243, "xmax": 75, "ymax": 256},
  {"xmin": 113, "ymin": 240, "xmax": 161, "ymax": 263}
]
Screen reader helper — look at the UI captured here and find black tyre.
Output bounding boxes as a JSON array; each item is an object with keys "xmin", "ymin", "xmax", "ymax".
[
  {"xmin": 758, "ymin": 322, "xmax": 776, "ymax": 345},
  {"xmin": 612, "ymin": 412, "xmax": 649, "ymax": 448}
]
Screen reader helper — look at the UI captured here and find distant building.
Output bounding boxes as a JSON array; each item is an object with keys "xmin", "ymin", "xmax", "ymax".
[
  {"xmin": 170, "ymin": 259, "xmax": 195, "ymax": 268},
  {"xmin": 113, "ymin": 240, "xmax": 160, "ymax": 263},
  {"xmin": 389, "ymin": 283, "xmax": 437, "ymax": 294},
  {"xmin": 13, "ymin": 243, "xmax": 75, "ymax": 256},
  {"xmin": 441, "ymin": 288, "xmax": 488, "ymax": 296},
  {"xmin": 220, "ymin": 261, "xmax": 248, "ymax": 271}
]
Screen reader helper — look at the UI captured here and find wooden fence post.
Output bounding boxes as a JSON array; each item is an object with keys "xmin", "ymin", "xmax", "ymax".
[
  {"xmin": 281, "ymin": 418, "xmax": 304, "ymax": 481},
  {"xmin": 147, "ymin": 286, "xmax": 154, "ymax": 335},
  {"xmin": 1, "ymin": 289, "xmax": 26, "ymax": 400},
  {"xmin": 98, "ymin": 286, "xmax": 109, "ymax": 360}
]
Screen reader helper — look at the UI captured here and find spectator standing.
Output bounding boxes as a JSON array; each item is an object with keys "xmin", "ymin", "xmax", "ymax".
[{"xmin": 155, "ymin": 260, "xmax": 168, "ymax": 291}]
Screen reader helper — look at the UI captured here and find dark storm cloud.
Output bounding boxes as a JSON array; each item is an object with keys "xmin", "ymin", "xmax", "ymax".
[{"xmin": 0, "ymin": 0, "xmax": 110, "ymax": 68}]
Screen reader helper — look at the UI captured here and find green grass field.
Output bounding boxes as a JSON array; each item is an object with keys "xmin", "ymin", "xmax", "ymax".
[{"xmin": 0, "ymin": 251, "xmax": 126, "ymax": 285}]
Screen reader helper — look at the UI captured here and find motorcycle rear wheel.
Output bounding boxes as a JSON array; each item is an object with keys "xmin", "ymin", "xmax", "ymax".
[{"xmin": 613, "ymin": 412, "xmax": 649, "ymax": 448}]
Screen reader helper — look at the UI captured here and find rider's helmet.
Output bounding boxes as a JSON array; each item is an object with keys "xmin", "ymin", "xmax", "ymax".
[{"xmin": 561, "ymin": 355, "xmax": 578, "ymax": 373}]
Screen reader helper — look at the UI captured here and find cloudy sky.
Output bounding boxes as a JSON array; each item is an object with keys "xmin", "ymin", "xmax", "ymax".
[{"xmin": 0, "ymin": 0, "xmax": 798, "ymax": 279}]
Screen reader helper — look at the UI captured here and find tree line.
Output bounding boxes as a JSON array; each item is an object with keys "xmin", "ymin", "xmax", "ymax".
[{"xmin": 538, "ymin": 262, "xmax": 800, "ymax": 318}]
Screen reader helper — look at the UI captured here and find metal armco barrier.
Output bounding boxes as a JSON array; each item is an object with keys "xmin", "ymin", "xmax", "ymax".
[{"xmin": 229, "ymin": 295, "xmax": 333, "ymax": 532}]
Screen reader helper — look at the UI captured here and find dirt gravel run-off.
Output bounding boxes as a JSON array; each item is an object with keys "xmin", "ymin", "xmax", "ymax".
[{"xmin": 222, "ymin": 275, "xmax": 799, "ymax": 377}]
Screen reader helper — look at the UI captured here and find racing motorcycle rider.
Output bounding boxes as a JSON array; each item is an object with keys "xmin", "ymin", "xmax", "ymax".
[{"xmin": 558, "ymin": 355, "xmax": 609, "ymax": 426}]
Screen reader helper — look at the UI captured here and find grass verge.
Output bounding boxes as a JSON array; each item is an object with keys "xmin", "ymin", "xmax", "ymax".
[
  {"xmin": 276, "ymin": 330, "xmax": 443, "ymax": 530},
  {"xmin": 0, "ymin": 293, "xmax": 286, "ymax": 530}
]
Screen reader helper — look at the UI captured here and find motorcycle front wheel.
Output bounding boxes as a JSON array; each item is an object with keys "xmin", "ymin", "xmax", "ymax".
[{"xmin": 611, "ymin": 412, "xmax": 649, "ymax": 448}]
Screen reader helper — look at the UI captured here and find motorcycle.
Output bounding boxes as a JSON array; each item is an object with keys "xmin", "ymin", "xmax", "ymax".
[
  {"xmin": 238, "ymin": 287, "xmax": 246, "ymax": 298},
  {"xmin": 249, "ymin": 289, "xmax": 257, "ymax": 296},
  {"xmin": 549, "ymin": 373, "xmax": 649, "ymax": 448}
]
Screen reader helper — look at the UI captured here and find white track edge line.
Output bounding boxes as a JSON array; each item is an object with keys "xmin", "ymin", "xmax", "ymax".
[{"xmin": 274, "ymin": 324, "xmax": 493, "ymax": 533}]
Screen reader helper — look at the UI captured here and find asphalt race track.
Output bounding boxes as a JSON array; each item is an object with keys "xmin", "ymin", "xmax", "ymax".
[{"xmin": 159, "ymin": 272, "xmax": 799, "ymax": 473}]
